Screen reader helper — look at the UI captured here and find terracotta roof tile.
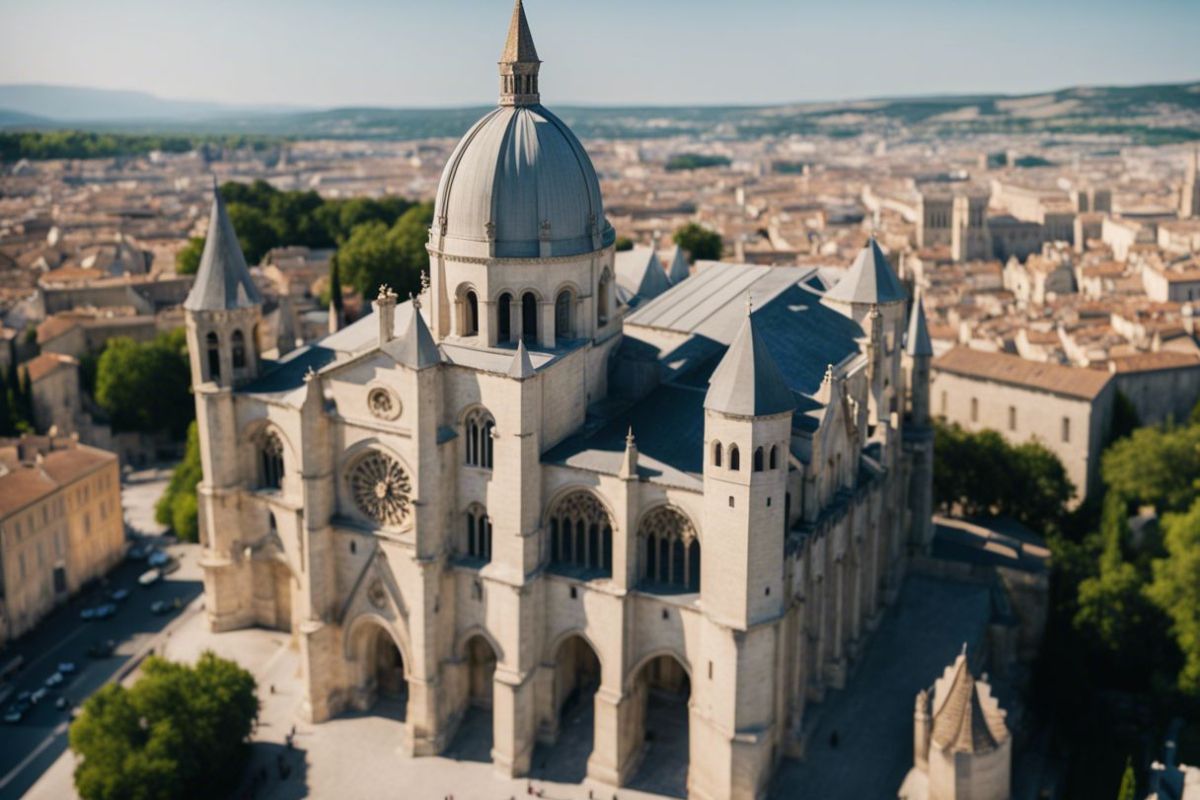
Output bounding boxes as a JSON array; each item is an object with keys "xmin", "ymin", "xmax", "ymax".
[{"xmin": 934, "ymin": 346, "xmax": 1112, "ymax": 400}]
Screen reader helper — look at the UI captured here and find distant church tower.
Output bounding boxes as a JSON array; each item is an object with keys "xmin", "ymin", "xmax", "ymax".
[
  {"xmin": 903, "ymin": 289, "xmax": 935, "ymax": 554},
  {"xmin": 1182, "ymin": 148, "xmax": 1200, "ymax": 219}
]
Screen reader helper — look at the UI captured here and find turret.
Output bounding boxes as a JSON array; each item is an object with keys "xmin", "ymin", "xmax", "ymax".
[
  {"xmin": 702, "ymin": 303, "xmax": 794, "ymax": 628},
  {"xmin": 905, "ymin": 288, "xmax": 933, "ymax": 426},
  {"xmin": 184, "ymin": 180, "xmax": 264, "ymax": 389},
  {"xmin": 498, "ymin": 0, "xmax": 540, "ymax": 107}
]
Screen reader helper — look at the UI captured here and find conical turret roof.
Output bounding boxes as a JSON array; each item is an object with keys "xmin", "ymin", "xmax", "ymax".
[
  {"xmin": 501, "ymin": 0, "xmax": 539, "ymax": 64},
  {"xmin": 905, "ymin": 289, "xmax": 933, "ymax": 357},
  {"xmin": 184, "ymin": 181, "xmax": 262, "ymax": 312},
  {"xmin": 930, "ymin": 648, "xmax": 1008, "ymax": 754},
  {"xmin": 383, "ymin": 303, "xmax": 440, "ymax": 369},
  {"xmin": 824, "ymin": 238, "xmax": 906, "ymax": 306},
  {"xmin": 704, "ymin": 308, "xmax": 795, "ymax": 417}
]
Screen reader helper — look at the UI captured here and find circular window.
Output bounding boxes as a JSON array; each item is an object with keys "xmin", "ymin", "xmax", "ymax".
[
  {"xmin": 348, "ymin": 451, "xmax": 412, "ymax": 527},
  {"xmin": 367, "ymin": 387, "xmax": 401, "ymax": 420}
]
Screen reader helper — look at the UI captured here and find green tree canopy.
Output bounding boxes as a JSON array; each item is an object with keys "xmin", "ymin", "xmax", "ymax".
[
  {"xmin": 94, "ymin": 330, "xmax": 192, "ymax": 438},
  {"xmin": 673, "ymin": 222, "xmax": 723, "ymax": 263},
  {"xmin": 155, "ymin": 421, "xmax": 202, "ymax": 542},
  {"xmin": 1101, "ymin": 424, "xmax": 1200, "ymax": 513},
  {"xmin": 614, "ymin": 236, "xmax": 634, "ymax": 252},
  {"xmin": 1116, "ymin": 758, "xmax": 1137, "ymax": 800},
  {"xmin": 1147, "ymin": 498, "xmax": 1200, "ymax": 694},
  {"xmin": 336, "ymin": 201, "xmax": 433, "ymax": 300},
  {"xmin": 174, "ymin": 237, "xmax": 204, "ymax": 276},
  {"xmin": 69, "ymin": 651, "xmax": 258, "ymax": 800}
]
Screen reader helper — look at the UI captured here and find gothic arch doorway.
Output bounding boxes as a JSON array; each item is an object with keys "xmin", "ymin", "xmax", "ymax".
[
  {"xmin": 348, "ymin": 618, "xmax": 409, "ymax": 724},
  {"xmin": 628, "ymin": 654, "xmax": 691, "ymax": 797},
  {"xmin": 448, "ymin": 633, "xmax": 499, "ymax": 763},
  {"xmin": 535, "ymin": 634, "xmax": 601, "ymax": 782}
]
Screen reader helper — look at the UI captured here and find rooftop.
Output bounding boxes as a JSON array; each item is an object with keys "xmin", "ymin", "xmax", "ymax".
[{"xmin": 933, "ymin": 346, "xmax": 1112, "ymax": 400}]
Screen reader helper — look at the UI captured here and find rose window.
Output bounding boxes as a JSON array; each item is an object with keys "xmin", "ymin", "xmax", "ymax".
[
  {"xmin": 348, "ymin": 452, "xmax": 412, "ymax": 527},
  {"xmin": 368, "ymin": 387, "xmax": 400, "ymax": 420}
]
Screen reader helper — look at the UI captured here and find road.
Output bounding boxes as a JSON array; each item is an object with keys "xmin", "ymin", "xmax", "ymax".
[{"xmin": 0, "ymin": 468, "xmax": 202, "ymax": 800}]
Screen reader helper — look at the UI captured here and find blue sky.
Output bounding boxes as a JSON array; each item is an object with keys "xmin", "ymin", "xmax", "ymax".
[{"xmin": 0, "ymin": 0, "xmax": 1196, "ymax": 108}]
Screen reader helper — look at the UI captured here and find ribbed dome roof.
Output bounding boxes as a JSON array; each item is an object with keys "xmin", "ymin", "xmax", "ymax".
[{"xmin": 433, "ymin": 104, "xmax": 614, "ymax": 259}]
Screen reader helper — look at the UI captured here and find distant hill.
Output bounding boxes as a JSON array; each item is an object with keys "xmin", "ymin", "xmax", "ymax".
[
  {"xmin": 1, "ymin": 81, "xmax": 1197, "ymax": 145},
  {"xmin": 0, "ymin": 84, "xmax": 305, "ymax": 122}
]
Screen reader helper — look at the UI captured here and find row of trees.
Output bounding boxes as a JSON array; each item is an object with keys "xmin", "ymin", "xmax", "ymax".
[
  {"xmin": 0, "ymin": 131, "xmax": 274, "ymax": 161},
  {"xmin": 93, "ymin": 330, "xmax": 193, "ymax": 439},
  {"xmin": 70, "ymin": 652, "xmax": 258, "ymax": 800}
]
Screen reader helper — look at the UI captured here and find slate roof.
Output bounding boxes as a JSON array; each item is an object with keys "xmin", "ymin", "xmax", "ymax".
[
  {"xmin": 823, "ymin": 238, "xmax": 906, "ymax": 306},
  {"xmin": 905, "ymin": 289, "xmax": 934, "ymax": 358},
  {"xmin": 705, "ymin": 310, "xmax": 796, "ymax": 417},
  {"xmin": 383, "ymin": 302, "xmax": 440, "ymax": 369},
  {"xmin": 184, "ymin": 183, "xmax": 263, "ymax": 312},
  {"xmin": 615, "ymin": 246, "xmax": 671, "ymax": 303},
  {"xmin": 934, "ymin": 347, "xmax": 1112, "ymax": 401}
]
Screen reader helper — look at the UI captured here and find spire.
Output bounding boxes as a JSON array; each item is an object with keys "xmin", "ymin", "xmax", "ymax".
[
  {"xmin": 507, "ymin": 337, "xmax": 535, "ymax": 379},
  {"xmin": 705, "ymin": 308, "xmax": 795, "ymax": 417},
  {"xmin": 823, "ymin": 237, "xmax": 906, "ymax": 306},
  {"xmin": 184, "ymin": 179, "xmax": 263, "ymax": 312},
  {"xmin": 384, "ymin": 300, "xmax": 440, "ymax": 369},
  {"xmin": 498, "ymin": 0, "xmax": 541, "ymax": 106},
  {"xmin": 905, "ymin": 289, "xmax": 933, "ymax": 358},
  {"xmin": 929, "ymin": 646, "xmax": 1008, "ymax": 755},
  {"xmin": 618, "ymin": 426, "xmax": 638, "ymax": 480}
]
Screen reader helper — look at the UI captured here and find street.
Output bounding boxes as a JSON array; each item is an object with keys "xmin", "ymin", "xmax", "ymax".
[{"xmin": 0, "ymin": 468, "xmax": 202, "ymax": 800}]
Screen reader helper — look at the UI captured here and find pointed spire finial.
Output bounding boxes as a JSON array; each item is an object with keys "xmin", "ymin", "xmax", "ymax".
[
  {"xmin": 626, "ymin": 426, "xmax": 635, "ymax": 446},
  {"xmin": 498, "ymin": 0, "xmax": 541, "ymax": 106}
]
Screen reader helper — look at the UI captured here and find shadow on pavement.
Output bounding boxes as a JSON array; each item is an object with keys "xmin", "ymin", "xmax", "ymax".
[
  {"xmin": 232, "ymin": 741, "xmax": 309, "ymax": 800},
  {"xmin": 530, "ymin": 697, "xmax": 593, "ymax": 785},
  {"xmin": 445, "ymin": 706, "xmax": 493, "ymax": 763}
]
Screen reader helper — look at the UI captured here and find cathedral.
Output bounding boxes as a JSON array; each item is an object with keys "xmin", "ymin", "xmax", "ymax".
[{"xmin": 184, "ymin": 2, "xmax": 935, "ymax": 797}]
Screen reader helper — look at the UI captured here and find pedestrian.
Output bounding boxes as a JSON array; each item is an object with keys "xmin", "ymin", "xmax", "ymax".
[{"xmin": 270, "ymin": 684, "xmax": 275, "ymax": 695}]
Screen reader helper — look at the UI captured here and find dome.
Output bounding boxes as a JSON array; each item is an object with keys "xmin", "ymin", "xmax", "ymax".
[{"xmin": 433, "ymin": 104, "xmax": 614, "ymax": 260}]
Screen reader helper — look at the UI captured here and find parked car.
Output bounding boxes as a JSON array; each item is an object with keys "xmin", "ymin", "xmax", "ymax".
[
  {"xmin": 54, "ymin": 696, "xmax": 69, "ymax": 710},
  {"xmin": 150, "ymin": 600, "xmax": 173, "ymax": 615},
  {"xmin": 44, "ymin": 672, "xmax": 63, "ymax": 688},
  {"xmin": 147, "ymin": 551, "xmax": 170, "ymax": 568},
  {"xmin": 87, "ymin": 640, "xmax": 116, "ymax": 659},
  {"xmin": 108, "ymin": 588, "xmax": 130, "ymax": 602},
  {"xmin": 30, "ymin": 687, "xmax": 47, "ymax": 704},
  {"xmin": 3, "ymin": 708, "xmax": 21, "ymax": 724},
  {"xmin": 126, "ymin": 544, "xmax": 149, "ymax": 561},
  {"xmin": 79, "ymin": 607, "xmax": 97, "ymax": 621},
  {"xmin": 93, "ymin": 603, "xmax": 117, "ymax": 620},
  {"xmin": 138, "ymin": 569, "xmax": 161, "ymax": 587},
  {"xmin": 58, "ymin": 662, "xmax": 76, "ymax": 675},
  {"xmin": 159, "ymin": 558, "xmax": 181, "ymax": 576}
]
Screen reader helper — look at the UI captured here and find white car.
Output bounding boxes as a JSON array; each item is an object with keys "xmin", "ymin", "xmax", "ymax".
[
  {"xmin": 138, "ymin": 569, "xmax": 161, "ymax": 587},
  {"xmin": 45, "ymin": 672, "xmax": 64, "ymax": 688},
  {"xmin": 30, "ymin": 688, "xmax": 48, "ymax": 704},
  {"xmin": 147, "ymin": 551, "xmax": 170, "ymax": 568}
]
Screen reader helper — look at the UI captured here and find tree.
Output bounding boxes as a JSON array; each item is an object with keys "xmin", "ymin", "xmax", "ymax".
[
  {"xmin": 174, "ymin": 237, "xmax": 205, "ymax": 275},
  {"xmin": 336, "ymin": 201, "xmax": 433, "ymax": 301},
  {"xmin": 673, "ymin": 222, "xmax": 722, "ymax": 263},
  {"xmin": 1116, "ymin": 758, "xmax": 1136, "ymax": 800},
  {"xmin": 155, "ymin": 421, "xmax": 202, "ymax": 542},
  {"xmin": 94, "ymin": 331, "xmax": 192, "ymax": 438},
  {"xmin": 69, "ymin": 651, "xmax": 258, "ymax": 800},
  {"xmin": 1101, "ymin": 425, "xmax": 1200, "ymax": 513},
  {"xmin": 615, "ymin": 236, "xmax": 634, "ymax": 252},
  {"xmin": 1108, "ymin": 391, "xmax": 1140, "ymax": 444},
  {"xmin": 1075, "ymin": 493, "xmax": 1150, "ymax": 652},
  {"xmin": 225, "ymin": 203, "xmax": 278, "ymax": 267},
  {"xmin": 1147, "ymin": 498, "xmax": 1200, "ymax": 695}
]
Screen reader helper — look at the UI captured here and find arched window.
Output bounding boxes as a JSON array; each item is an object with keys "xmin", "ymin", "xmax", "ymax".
[
  {"xmin": 753, "ymin": 446, "xmax": 764, "ymax": 472},
  {"xmin": 521, "ymin": 292, "xmax": 538, "ymax": 341},
  {"xmin": 231, "ymin": 329, "xmax": 246, "ymax": 369},
  {"xmin": 729, "ymin": 445, "xmax": 740, "ymax": 471},
  {"xmin": 462, "ymin": 290, "xmax": 479, "ymax": 336},
  {"xmin": 260, "ymin": 430, "xmax": 284, "ymax": 490},
  {"xmin": 638, "ymin": 506, "xmax": 700, "ymax": 593},
  {"xmin": 464, "ymin": 506, "xmax": 492, "ymax": 563},
  {"xmin": 206, "ymin": 331, "xmax": 220, "ymax": 380},
  {"xmin": 712, "ymin": 441, "xmax": 722, "ymax": 468},
  {"xmin": 769, "ymin": 444, "xmax": 778, "ymax": 470},
  {"xmin": 555, "ymin": 290, "xmax": 572, "ymax": 340},
  {"xmin": 548, "ymin": 491, "xmax": 612, "ymax": 578},
  {"xmin": 597, "ymin": 272, "xmax": 611, "ymax": 326},
  {"xmin": 464, "ymin": 409, "xmax": 495, "ymax": 469},
  {"xmin": 497, "ymin": 293, "xmax": 512, "ymax": 343}
]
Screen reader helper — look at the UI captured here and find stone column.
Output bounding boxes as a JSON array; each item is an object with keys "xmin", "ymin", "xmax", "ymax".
[{"xmin": 492, "ymin": 667, "xmax": 535, "ymax": 776}]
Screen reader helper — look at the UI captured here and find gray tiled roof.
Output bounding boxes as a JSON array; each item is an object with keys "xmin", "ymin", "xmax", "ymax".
[
  {"xmin": 383, "ymin": 302, "xmax": 440, "ymax": 369},
  {"xmin": 905, "ymin": 289, "xmax": 934, "ymax": 357},
  {"xmin": 822, "ymin": 238, "xmax": 906, "ymax": 306},
  {"xmin": 615, "ymin": 246, "xmax": 671, "ymax": 303},
  {"xmin": 704, "ymin": 310, "xmax": 796, "ymax": 417},
  {"xmin": 184, "ymin": 183, "xmax": 263, "ymax": 312}
]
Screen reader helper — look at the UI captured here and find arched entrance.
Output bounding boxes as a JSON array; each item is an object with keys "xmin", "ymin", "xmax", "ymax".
[
  {"xmin": 628, "ymin": 654, "xmax": 690, "ymax": 798},
  {"xmin": 535, "ymin": 634, "xmax": 601, "ymax": 781},
  {"xmin": 250, "ymin": 558, "xmax": 293, "ymax": 633},
  {"xmin": 348, "ymin": 620, "xmax": 409, "ymax": 723},
  {"xmin": 448, "ymin": 634, "xmax": 499, "ymax": 762}
]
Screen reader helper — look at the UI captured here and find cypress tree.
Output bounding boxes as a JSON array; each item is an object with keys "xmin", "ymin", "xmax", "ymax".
[{"xmin": 1116, "ymin": 757, "xmax": 1136, "ymax": 800}]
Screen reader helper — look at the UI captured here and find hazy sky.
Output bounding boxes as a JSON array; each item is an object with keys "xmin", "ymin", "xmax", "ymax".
[{"xmin": 1, "ymin": 0, "xmax": 1197, "ymax": 108}]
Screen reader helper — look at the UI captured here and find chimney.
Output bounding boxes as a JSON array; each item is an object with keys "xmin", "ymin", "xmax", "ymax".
[{"xmin": 375, "ymin": 285, "xmax": 398, "ymax": 347}]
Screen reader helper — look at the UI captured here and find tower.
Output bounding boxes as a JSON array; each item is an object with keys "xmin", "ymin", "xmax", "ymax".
[
  {"xmin": 1182, "ymin": 148, "xmax": 1200, "ymax": 219},
  {"xmin": 498, "ymin": 0, "xmax": 540, "ymax": 106},
  {"xmin": 903, "ymin": 289, "xmax": 935, "ymax": 555},
  {"xmin": 183, "ymin": 180, "xmax": 264, "ymax": 390}
]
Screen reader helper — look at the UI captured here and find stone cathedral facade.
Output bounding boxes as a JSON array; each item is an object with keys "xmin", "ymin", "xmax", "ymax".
[{"xmin": 185, "ymin": 3, "xmax": 935, "ymax": 797}]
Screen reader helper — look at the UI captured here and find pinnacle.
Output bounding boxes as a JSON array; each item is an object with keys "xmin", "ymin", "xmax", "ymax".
[{"xmin": 501, "ymin": 0, "xmax": 539, "ymax": 64}]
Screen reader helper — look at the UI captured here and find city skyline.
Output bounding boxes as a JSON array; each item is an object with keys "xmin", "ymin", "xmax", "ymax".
[{"xmin": 1, "ymin": 0, "xmax": 1197, "ymax": 109}]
